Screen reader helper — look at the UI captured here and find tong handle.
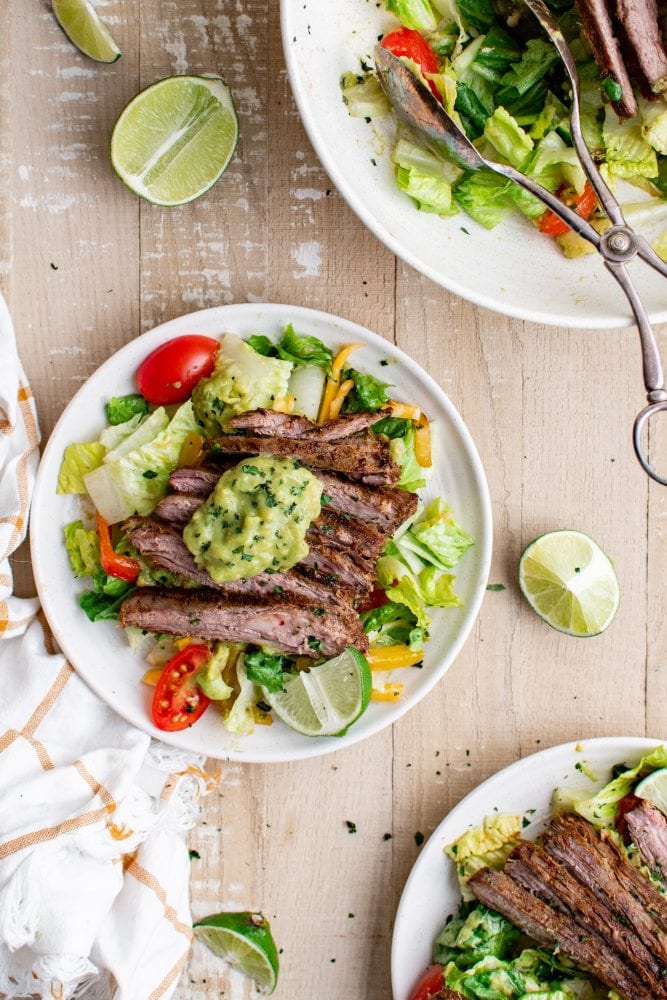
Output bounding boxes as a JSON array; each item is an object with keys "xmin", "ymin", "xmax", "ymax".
[{"xmin": 498, "ymin": 162, "xmax": 601, "ymax": 247}]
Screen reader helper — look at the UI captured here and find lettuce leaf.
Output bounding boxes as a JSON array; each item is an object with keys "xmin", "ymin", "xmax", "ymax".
[
  {"xmin": 453, "ymin": 169, "xmax": 513, "ymax": 228},
  {"xmin": 407, "ymin": 497, "xmax": 475, "ymax": 568},
  {"xmin": 196, "ymin": 644, "xmax": 234, "ymax": 702},
  {"xmin": 393, "ymin": 139, "xmax": 460, "ymax": 214},
  {"xmin": 224, "ymin": 656, "xmax": 259, "ymax": 735},
  {"xmin": 385, "ymin": 0, "xmax": 438, "ymax": 32},
  {"xmin": 360, "ymin": 600, "xmax": 424, "ymax": 651},
  {"xmin": 57, "ymin": 442, "xmax": 106, "ymax": 494},
  {"xmin": 341, "ymin": 368, "xmax": 391, "ymax": 413},
  {"xmin": 603, "ymin": 106, "xmax": 658, "ymax": 179},
  {"xmin": 102, "ymin": 408, "xmax": 170, "ymax": 464},
  {"xmin": 245, "ymin": 649, "xmax": 292, "ymax": 693},
  {"xmin": 483, "ymin": 106, "xmax": 534, "ymax": 169},
  {"xmin": 79, "ymin": 572, "xmax": 134, "ymax": 622},
  {"xmin": 105, "ymin": 394, "xmax": 148, "ymax": 426},
  {"xmin": 390, "ymin": 424, "xmax": 427, "ymax": 491},
  {"xmin": 276, "ymin": 324, "xmax": 333, "ymax": 371},
  {"xmin": 640, "ymin": 99, "xmax": 667, "ymax": 156},
  {"xmin": 340, "ymin": 72, "xmax": 390, "ymax": 119},
  {"xmin": 496, "ymin": 39, "xmax": 560, "ymax": 105},
  {"xmin": 572, "ymin": 745, "xmax": 667, "ymax": 828},
  {"xmin": 377, "ymin": 554, "xmax": 461, "ymax": 627},
  {"xmin": 445, "ymin": 814, "xmax": 522, "ymax": 899},
  {"xmin": 98, "ymin": 412, "xmax": 145, "ymax": 453},
  {"xmin": 64, "ymin": 520, "xmax": 100, "ymax": 577}
]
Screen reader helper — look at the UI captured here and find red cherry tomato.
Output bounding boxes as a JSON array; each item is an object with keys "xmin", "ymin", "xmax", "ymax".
[
  {"xmin": 410, "ymin": 964, "xmax": 445, "ymax": 1000},
  {"xmin": 381, "ymin": 28, "xmax": 442, "ymax": 101},
  {"xmin": 136, "ymin": 335, "xmax": 219, "ymax": 405},
  {"xmin": 358, "ymin": 588, "xmax": 390, "ymax": 613},
  {"xmin": 151, "ymin": 644, "xmax": 211, "ymax": 731},
  {"xmin": 616, "ymin": 793, "xmax": 642, "ymax": 840},
  {"xmin": 539, "ymin": 181, "xmax": 597, "ymax": 237}
]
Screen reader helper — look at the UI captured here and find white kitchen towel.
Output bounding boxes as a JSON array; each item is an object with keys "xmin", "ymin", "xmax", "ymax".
[{"xmin": 0, "ymin": 293, "xmax": 213, "ymax": 1000}]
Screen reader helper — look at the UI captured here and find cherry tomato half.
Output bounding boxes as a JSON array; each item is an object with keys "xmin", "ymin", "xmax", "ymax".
[
  {"xmin": 539, "ymin": 181, "xmax": 597, "ymax": 237},
  {"xmin": 410, "ymin": 964, "xmax": 445, "ymax": 1000},
  {"xmin": 381, "ymin": 28, "xmax": 442, "ymax": 101},
  {"xmin": 152, "ymin": 644, "xmax": 211, "ymax": 731},
  {"xmin": 136, "ymin": 335, "xmax": 219, "ymax": 405}
]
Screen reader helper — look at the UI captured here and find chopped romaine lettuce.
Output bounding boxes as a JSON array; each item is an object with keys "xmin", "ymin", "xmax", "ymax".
[
  {"xmin": 640, "ymin": 99, "xmax": 667, "ymax": 156},
  {"xmin": 99, "ymin": 412, "xmax": 145, "ymax": 452},
  {"xmin": 193, "ymin": 332, "xmax": 292, "ymax": 435},
  {"xmin": 603, "ymin": 107, "xmax": 658, "ymax": 179},
  {"xmin": 496, "ymin": 39, "xmax": 560, "ymax": 106},
  {"xmin": 224, "ymin": 656, "xmax": 259, "ymax": 735},
  {"xmin": 474, "ymin": 26, "xmax": 520, "ymax": 77},
  {"xmin": 57, "ymin": 442, "xmax": 105, "ymax": 494},
  {"xmin": 341, "ymin": 368, "xmax": 391, "ymax": 413},
  {"xmin": 245, "ymin": 649, "xmax": 292, "ymax": 693},
  {"xmin": 570, "ymin": 745, "xmax": 667, "ymax": 828},
  {"xmin": 64, "ymin": 520, "xmax": 100, "ymax": 577},
  {"xmin": 445, "ymin": 813, "xmax": 522, "ymax": 899},
  {"xmin": 196, "ymin": 644, "xmax": 234, "ymax": 702},
  {"xmin": 84, "ymin": 400, "xmax": 201, "ymax": 524},
  {"xmin": 377, "ymin": 552, "xmax": 460, "ymax": 627},
  {"xmin": 390, "ymin": 424, "xmax": 427, "ymax": 491},
  {"xmin": 453, "ymin": 169, "xmax": 512, "ymax": 228},
  {"xmin": 103, "ymin": 408, "xmax": 170, "ymax": 464},
  {"xmin": 526, "ymin": 131, "xmax": 587, "ymax": 196},
  {"xmin": 394, "ymin": 138, "xmax": 458, "ymax": 215},
  {"xmin": 372, "ymin": 415, "xmax": 412, "ymax": 438},
  {"xmin": 455, "ymin": 0, "xmax": 496, "ymax": 35},
  {"xmin": 385, "ymin": 0, "xmax": 438, "ymax": 32},
  {"xmin": 445, "ymin": 953, "xmax": 576, "ymax": 999},
  {"xmin": 246, "ymin": 334, "xmax": 276, "ymax": 357},
  {"xmin": 360, "ymin": 600, "xmax": 424, "ymax": 651},
  {"xmin": 434, "ymin": 904, "xmax": 520, "ymax": 968},
  {"xmin": 105, "ymin": 394, "xmax": 148, "ymax": 426},
  {"xmin": 653, "ymin": 226, "xmax": 667, "ymax": 262},
  {"xmin": 454, "ymin": 81, "xmax": 489, "ymax": 139},
  {"xmin": 406, "ymin": 498, "xmax": 475, "ymax": 568},
  {"xmin": 340, "ymin": 73, "xmax": 390, "ymax": 119},
  {"xmin": 276, "ymin": 324, "xmax": 333, "ymax": 371},
  {"xmin": 483, "ymin": 106, "xmax": 533, "ymax": 168},
  {"xmin": 79, "ymin": 572, "xmax": 134, "ymax": 622}
]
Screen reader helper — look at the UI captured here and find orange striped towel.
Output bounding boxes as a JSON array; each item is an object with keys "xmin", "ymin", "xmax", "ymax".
[{"xmin": 0, "ymin": 296, "xmax": 214, "ymax": 1000}]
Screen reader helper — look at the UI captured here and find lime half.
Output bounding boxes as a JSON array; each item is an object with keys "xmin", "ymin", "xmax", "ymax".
[
  {"xmin": 635, "ymin": 768, "xmax": 667, "ymax": 816},
  {"xmin": 194, "ymin": 912, "xmax": 279, "ymax": 996},
  {"xmin": 110, "ymin": 76, "xmax": 238, "ymax": 206},
  {"xmin": 52, "ymin": 0, "xmax": 121, "ymax": 63},
  {"xmin": 266, "ymin": 647, "xmax": 372, "ymax": 737},
  {"xmin": 519, "ymin": 530, "xmax": 619, "ymax": 637}
]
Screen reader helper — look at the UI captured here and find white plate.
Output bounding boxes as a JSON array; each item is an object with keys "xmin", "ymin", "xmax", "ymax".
[
  {"xmin": 31, "ymin": 303, "xmax": 492, "ymax": 763},
  {"xmin": 281, "ymin": 2, "xmax": 667, "ymax": 329},
  {"xmin": 391, "ymin": 735, "xmax": 664, "ymax": 1000}
]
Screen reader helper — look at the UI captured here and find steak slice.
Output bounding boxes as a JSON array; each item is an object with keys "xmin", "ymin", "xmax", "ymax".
[
  {"xmin": 155, "ymin": 492, "xmax": 204, "ymax": 526},
  {"xmin": 575, "ymin": 0, "xmax": 638, "ymax": 118},
  {"xmin": 203, "ymin": 432, "xmax": 401, "ymax": 486},
  {"xmin": 299, "ymin": 542, "xmax": 375, "ymax": 593},
  {"xmin": 542, "ymin": 813, "xmax": 667, "ymax": 965},
  {"xmin": 168, "ymin": 466, "xmax": 220, "ymax": 495},
  {"xmin": 625, "ymin": 800, "xmax": 667, "ymax": 879},
  {"xmin": 119, "ymin": 588, "xmax": 368, "ymax": 657},
  {"xmin": 614, "ymin": 0, "xmax": 667, "ymax": 94},
  {"xmin": 317, "ymin": 471, "xmax": 418, "ymax": 531},
  {"xmin": 470, "ymin": 868, "xmax": 654, "ymax": 1000},
  {"xmin": 124, "ymin": 517, "xmax": 356, "ymax": 608},
  {"xmin": 506, "ymin": 841, "xmax": 666, "ymax": 989},
  {"xmin": 306, "ymin": 509, "xmax": 387, "ymax": 561},
  {"xmin": 226, "ymin": 407, "xmax": 392, "ymax": 441}
]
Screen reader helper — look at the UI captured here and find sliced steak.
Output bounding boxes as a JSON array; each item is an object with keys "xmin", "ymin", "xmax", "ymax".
[
  {"xmin": 625, "ymin": 800, "xmax": 667, "ymax": 879},
  {"xmin": 470, "ymin": 868, "xmax": 654, "ymax": 1000},
  {"xmin": 299, "ymin": 542, "xmax": 375, "ymax": 593},
  {"xmin": 119, "ymin": 588, "xmax": 368, "ymax": 657},
  {"xmin": 542, "ymin": 813, "xmax": 667, "ymax": 965},
  {"xmin": 226, "ymin": 407, "xmax": 392, "ymax": 441},
  {"xmin": 306, "ymin": 509, "xmax": 386, "ymax": 561},
  {"xmin": 124, "ymin": 517, "xmax": 356, "ymax": 608},
  {"xmin": 168, "ymin": 466, "xmax": 220, "ymax": 495},
  {"xmin": 506, "ymin": 841, "xmax": 666, "ymax": 990},
  {"xmin": 614, "ymin": 0, "xmax": 667, "ymax": 94},
  {"xmin": 317, "ymin": 471, "xmax": 418, "ymax": 531},
  {"xmin": 575, "ymin": 0, "xmax": 638, "ymax": 118},
  {"xmin": 154, "ymin": 492, "xmax": 204, "ymax": 526},
  {"xmin": 203, "ymin": 432, "xmax": 401, "ymax": 487}
]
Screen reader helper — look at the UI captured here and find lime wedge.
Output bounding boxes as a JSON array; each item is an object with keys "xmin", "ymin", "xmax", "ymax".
[
  {"xmin": 194, "ymin": 912, "xmax": 278, "ymax": 996},
  {"xmin": 518, "ymin": 530, "xmax": 619, "ymax": 637},
  {"xmin": 635, "ymin": 768, "xmax": 667, "ymax": 816},
  {"xmin": 110, "ymin": 76, "xmax": 238, "ymax": 206},
  {"xmin": 266, "ymin": 647, "xmax": 372, "ymax": 737},
  {"xmin": 52, "ymin": 0, "xmax": 121, "ymax": 63}
]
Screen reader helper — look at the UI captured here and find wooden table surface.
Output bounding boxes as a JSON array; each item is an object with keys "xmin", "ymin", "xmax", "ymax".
[{"xmin": 5, "ymin": 2, "xmax": 667, "ymax": 997}]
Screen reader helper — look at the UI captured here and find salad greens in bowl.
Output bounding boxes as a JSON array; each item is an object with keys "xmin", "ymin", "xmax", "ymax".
[
  {"xmin": 281, "ymin": 0, "xmax": 667, "ymax": 326},
  {"xmin": 31, "ymin": 304, "xmax": 491, "ymax": 762}
]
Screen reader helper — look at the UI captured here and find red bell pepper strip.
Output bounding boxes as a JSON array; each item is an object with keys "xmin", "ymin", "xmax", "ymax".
[{"xmin": 96, "ymin": 512, "xmax": 141, "ymax": 583}]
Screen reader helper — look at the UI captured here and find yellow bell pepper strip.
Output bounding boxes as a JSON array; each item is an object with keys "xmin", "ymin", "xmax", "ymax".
[
  {"xmin": 390, "ymin": 401, "xmax": 422, "ymax": 421},
  {"xmin": 414, "ymin": 414, "xmax": 432, "ymax": 469},
  {"xmin": 178, "ymin": 432, "xmax": 205, "ymax": 468},
  {"xmin": 367, "ymin": 645, "xmax": 423, "ymax": 670},
  {"xmin": 142, "ymin": 667, "xmax": 163, "ymax": 687},
  {"xmin": 371, "ymin": 683, "xmax": 405, "ymax": 701},
  {"xmin": 328, "ymin": 379, "xmax": 355, "ymax": 420},
  {"xmin": 318, "ymin": 344, "xmax": 363, "ymax": 422}
]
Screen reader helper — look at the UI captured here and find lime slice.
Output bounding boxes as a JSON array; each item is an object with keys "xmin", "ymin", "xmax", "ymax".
[
  {"xmin": 518, "ymin": 530, "xmax": 619, "ymax": 637},
  {"xmin": 194, "ymin": 912, "xmax": 278, "ymax": 996},
  {"xmin": 635, "ymin": 768, "xmax": 667, "ymax": 816},
  {"xmin": 266, "ymin": 647, "xmax": 372, "ymax": 737},
  {"xmin": 110, "ymin": 76, "xmax": 238, "ymax": 206},
  {"xmin": 52, "ymin": 0, "xmax": 121, "ymax": 63}
]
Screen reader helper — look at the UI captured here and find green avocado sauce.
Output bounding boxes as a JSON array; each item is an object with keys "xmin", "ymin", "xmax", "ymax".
[{"xmin": 183, "ymin": 456, "xmax": 322, "ymax": 584}]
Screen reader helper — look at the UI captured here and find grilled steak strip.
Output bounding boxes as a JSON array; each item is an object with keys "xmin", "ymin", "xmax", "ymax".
[
  {"xmin": 575, "ymin": 0, "xmax": 638, "ymax": 118},
  {"xmin": 124, "ymin": 517, "xmax": 356, "ymax": 608},
  {"xmin": 614, "ymin": 0, "xmax": 667, "ymax": 94},
  {"xmin": 316, "ymin": 471, "xmax": 418, "ymax": 531},
  {"xmin": 168, "ymin": 466, "xmax": 418, "ymax": 532},
  {"xmin": 307, "ymin": 508, "xmax": 387, "ymax": 561},
  {"xmin": 155, "ymin": 492, "xmax": 204, "ymax": 526},
  {"xmin": 226, "ymin": 407, "xmax": 392, "ymax": 441},
  {"xmin": 203, "ymin": 433, "xmax": 401, "ymax": 487},
  {"xmin": 299, "ymin": 542, "xmax": 375, "ymax": 593},
  {"xmin": 542, "ymin": 813, "xmax": 667, "ymax": 964},
  {"xmin": 625, "ymin": 800, "xmax": 667, "ymax": 879},
  {"xmin": 470, "ymin": 868, "xmax": 654, "ymax": 1000},
  {"xmin": 119, "ymin": 588, "xmax": 368, "ymax": 657},
  {"xmin": 506, "ymin": 841, "xmax": 666, "ymax": 990}
]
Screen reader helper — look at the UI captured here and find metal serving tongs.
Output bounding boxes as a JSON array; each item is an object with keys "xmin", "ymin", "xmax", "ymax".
[{"xmin": 374, "ymin": 0, "xmax": 667, "ymax": 485}]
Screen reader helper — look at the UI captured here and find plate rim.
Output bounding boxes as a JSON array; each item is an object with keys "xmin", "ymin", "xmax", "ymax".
[
  {"xmin": 390, "ymin": 734, "xmax": 665, "ymax": 999},
  {"xmin": 31, "ymin": 302, "xmax": 493, "ymax": 763},
  {"xmin": 279, "ymin": 1, "xmax": 667, "ymax": 331}
]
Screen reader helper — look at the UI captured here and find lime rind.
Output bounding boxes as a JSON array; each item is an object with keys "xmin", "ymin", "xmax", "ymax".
[
  {"xmin": 194, "ymin": 912, "xmax": 278, "ymax": 995},
  {"xmin": 52, "ymin": 0, "xmax": 121, "ymax": 63},
  {"xmin": 110, "ymin": 76, "xmax": 238, "ymax": 207},
  {"xmin": 635, "ymin": 768, "xmax": 667, "ymax": 816},
  {"xmin": 519, "ymin": 530, "xmax": 619, "ymax": 638}
]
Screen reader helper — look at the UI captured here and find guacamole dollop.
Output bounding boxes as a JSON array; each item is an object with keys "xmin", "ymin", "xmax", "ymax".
[{"xmin": 183, "ymin": 456, "xmax": 322, "ymax": 584}]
